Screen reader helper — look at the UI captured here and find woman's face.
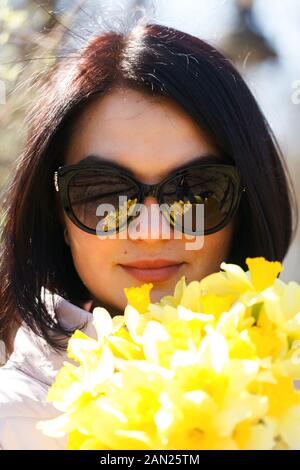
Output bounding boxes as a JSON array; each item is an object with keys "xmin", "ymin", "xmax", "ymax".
[{"xmin": 62, "ymin": 87, "xmax": 236, "ymax": 313}]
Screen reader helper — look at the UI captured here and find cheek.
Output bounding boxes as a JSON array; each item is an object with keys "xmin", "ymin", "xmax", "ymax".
[
  {"xmin": 184, "ymin": 220, "xmax": 235, "ymax": 282},
  {"xmin": 204, "ymin": 224, "xmax": 234, "ymax": 261},
  {"xmin": 64, "ymin": 218, "xmax": 115, "ymax": 283}
]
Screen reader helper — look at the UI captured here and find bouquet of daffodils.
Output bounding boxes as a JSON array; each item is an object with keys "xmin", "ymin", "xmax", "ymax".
[{"xmin": 38, "ymin": 257, "xmax": 300, "ymax": 450}]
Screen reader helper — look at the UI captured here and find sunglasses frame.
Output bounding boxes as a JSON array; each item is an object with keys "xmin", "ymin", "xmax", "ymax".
[{"xmin": 54, "ymin": 160, "xmax": 246, "ymax": 236}]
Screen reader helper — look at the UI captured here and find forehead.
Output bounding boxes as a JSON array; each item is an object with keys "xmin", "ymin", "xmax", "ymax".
[{"xmin": 64, "ymin": 87, "xmax": 219, "ymax": 182}]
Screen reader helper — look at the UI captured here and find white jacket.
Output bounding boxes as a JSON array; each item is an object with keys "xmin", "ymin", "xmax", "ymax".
[{"xmin": 0, "ymin": 292, "xmax": 97, "ymax": 450}]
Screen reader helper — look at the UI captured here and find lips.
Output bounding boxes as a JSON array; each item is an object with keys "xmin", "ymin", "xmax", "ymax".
[
  {"xmin": 121, "ymin": 259, "xmax": 183, "ymax": 269},
  {"xmin": 119, "ymin": 259, "xmax": 185, "ymax": 282}
]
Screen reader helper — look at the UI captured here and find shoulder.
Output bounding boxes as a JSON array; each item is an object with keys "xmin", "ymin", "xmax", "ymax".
[
  {"xmin": 0, "ymin": 292, "xmax": 95, "ymax": 450},
  {"xmin": 0, "ymin": 366, "xmax": 66, "ymax": 450},
  {"xmin": 0, "ymin": 366, "xmax": 50, "ymax": 418}
]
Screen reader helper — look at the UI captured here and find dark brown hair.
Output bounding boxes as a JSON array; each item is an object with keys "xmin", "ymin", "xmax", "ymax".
[{"xmin": 0, "ymin": 22, "xmax": 298, "ymax": 351}]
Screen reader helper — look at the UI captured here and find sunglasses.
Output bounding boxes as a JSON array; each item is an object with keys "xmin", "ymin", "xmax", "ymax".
[{"xmin": 54, "ymin": 159, "xmax": 245, "ymax": 237}]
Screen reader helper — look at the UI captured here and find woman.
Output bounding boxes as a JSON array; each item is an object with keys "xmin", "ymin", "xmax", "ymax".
[{"xmin": 0, "ymin": 21, "xmax": 297, "ymax": 449}]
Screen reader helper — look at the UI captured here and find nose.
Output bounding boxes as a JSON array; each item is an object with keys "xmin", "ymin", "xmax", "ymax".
[{"xmin": 128, "ymin": 195, "xmax": 173, "ymax": 242}]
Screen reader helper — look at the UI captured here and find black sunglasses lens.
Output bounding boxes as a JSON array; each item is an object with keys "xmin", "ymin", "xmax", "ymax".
[
  {"xmin": 68, "ymin": 169, "xmax": 139, "ymax": 232},
  {"xmin": 161, "ymin": 167, "xmax": 236, "ymax": 233}
]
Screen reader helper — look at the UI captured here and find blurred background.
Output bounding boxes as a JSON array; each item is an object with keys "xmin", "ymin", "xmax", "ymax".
[{"xmin": 0, "ymin": 0, "xmax": 299, "ymax": 280}]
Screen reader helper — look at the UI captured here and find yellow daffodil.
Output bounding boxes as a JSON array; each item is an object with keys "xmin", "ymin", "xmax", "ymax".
[
  {"xmin": 246, "ymin": 257, "xmax": 282, "ymax": 291},
  {"xmin": 124, "ymin": 282, "xmax": 153, "ymax": 313},
  {"xmin": 38, "ymin": 257, "xmax": 300, "ymax": 450}
]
